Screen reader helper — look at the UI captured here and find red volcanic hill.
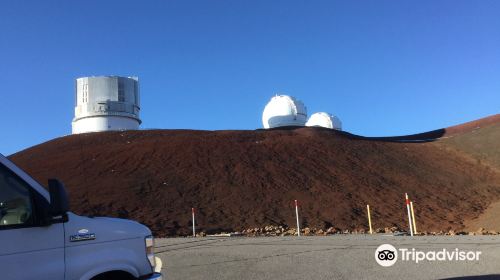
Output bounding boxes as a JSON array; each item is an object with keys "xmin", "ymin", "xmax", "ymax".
[
  {"xmin": 9, "ymin": 114, "xmax": 500, "ymax": 236},
  {"xmin": 443, "ymin": 114, "xmax": 500, "ymax": 136},
  {"xmin": 437, "ymin": 114, "xmax": 500, "ymax": 169}
]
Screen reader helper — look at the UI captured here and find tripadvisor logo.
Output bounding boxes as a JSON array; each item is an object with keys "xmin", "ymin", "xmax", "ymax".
[
  {"xmin": 375, "ymin": 244, "xmax": 482, "ymax": 267},
  {"xmin": 375, "ymin": 244, "xmax": 398, "ymax": 267}
]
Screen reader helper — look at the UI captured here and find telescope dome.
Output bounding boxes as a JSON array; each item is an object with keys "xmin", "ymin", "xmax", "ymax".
[
  {"xmin": 72, "ymin": 76, "xmax": 141, "ymax": 134},
  {"xmin": 306, "ymin": 112, "xmax": 342, "ymax": 130},
  {"xmin": 262, "ymin": 95, "xmax": 307, "ymax": 129}
]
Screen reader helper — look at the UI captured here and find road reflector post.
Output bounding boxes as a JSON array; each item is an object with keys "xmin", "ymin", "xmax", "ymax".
[
  {"xmin": 405, "ymin": 193, "xmax": 414, "ymax": 236},
  {"xmin": 367, "ymin": 204, "xmax": 373, "ymax": 234},
  {"xmin": 295, "ymin": 200, "xmax": 300, "ymax": 237},
  {"xmin": 192, "ymin": 208, "xmax": 196, "ymax": 237},
  {"xmin": 410, "ymin": 201, "xmax": 417, "ymax": 235}
]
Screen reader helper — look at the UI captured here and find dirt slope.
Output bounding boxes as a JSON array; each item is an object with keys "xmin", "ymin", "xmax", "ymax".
[
  {"xmin": 436, "ymin": 114, "xmax": 500, "ymax": 170},
  {"xmin": 442, "ymin": 114, "xmax": 500, "ymax": 137},
  {"xmin": 9, "ymin": 117, "xmax": 500, "ymax": 236},
  {"xmin": 435, "ymin": 114, "xmax": 500, "ymax": 231}
]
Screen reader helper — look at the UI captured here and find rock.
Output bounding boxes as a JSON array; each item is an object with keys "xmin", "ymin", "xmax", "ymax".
[
  {"xmin": 326, "ymin": 227, "xmax": 337, "ymax": 235},
  {"xmin": 476, "ymin": 228, "xmax": 487, "ymax": 235},
  {"xmin": 385, "ymin": 227, "xmax": 398, "ymax": 233}
]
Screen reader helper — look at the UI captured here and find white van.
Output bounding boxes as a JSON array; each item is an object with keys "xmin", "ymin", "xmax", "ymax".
[{"xmin": 0, "ymin": 153, "xmax": 163, "ymax": 280}]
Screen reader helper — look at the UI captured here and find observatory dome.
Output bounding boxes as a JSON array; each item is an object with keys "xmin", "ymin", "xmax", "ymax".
[
  {"xmin": 72, "ymin": 76, "xmax": 141, "ymax": 134},
  {"xmin": 262, "ymin": 95, "xmax": 307, "ymax": 129},
  {"xmin": 306, "ymin": 112, "xmax": 342, "ymax": 130}
]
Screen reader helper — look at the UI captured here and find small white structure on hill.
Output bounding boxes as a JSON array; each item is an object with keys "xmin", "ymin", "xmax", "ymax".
[
  {"xmin": 262, "ymin": 95, "xmax": 308, "ymax": 128},
  {"xmin": 306, "ymin": 112, "xmax": 342, "ymax": 130},
  {"xmin": 72, "ymin": 76, "xmax": 141, "ymax": 134}
]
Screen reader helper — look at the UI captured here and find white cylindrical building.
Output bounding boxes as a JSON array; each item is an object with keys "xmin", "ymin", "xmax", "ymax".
[
  {"xmin": 72, "ymin": 76, "xmax": 141, "ymax": 134},
  {"xmin": 306, "ymin": 112, "xmax": 342, "ymax": 130},
  {"xmin": 262, "ymin": 95, "xmax": 307, "ymax": 129}
]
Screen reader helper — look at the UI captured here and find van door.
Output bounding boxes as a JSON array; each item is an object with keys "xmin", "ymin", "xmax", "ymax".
[{"xmin": 0, "ymin": 163, "xmax": 65, "ymax": 280}]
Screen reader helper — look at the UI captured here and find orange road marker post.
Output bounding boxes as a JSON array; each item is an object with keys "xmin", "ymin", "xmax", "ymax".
[
  {"xmin": 405, "ymin": 193, "xmax": 414, "ymax": 236},
  {"xmin": 410, "ymin": 201, "xmax": 417, "ymax": 235},
  {"xmin": 367, "ymin": 204, "xmax": 373, "ymax": 234}
]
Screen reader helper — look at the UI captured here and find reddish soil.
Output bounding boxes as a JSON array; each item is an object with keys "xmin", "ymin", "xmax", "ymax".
[
  {"xmin": 9, "ymin": 116, "xmax": 500, "ymax": 236},
  {"xmin": 443, "ymin": 114, "xmax": 500, "ymax": 136}
]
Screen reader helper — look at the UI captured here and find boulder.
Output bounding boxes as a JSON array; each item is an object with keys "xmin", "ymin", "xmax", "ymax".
[
  {"xmin": 326, "ymin": 227, "xmax": 337, "ymax": 235},
  {"xmin": 303, "ymin": 227, "xmax": 311, "ymax": 236}
]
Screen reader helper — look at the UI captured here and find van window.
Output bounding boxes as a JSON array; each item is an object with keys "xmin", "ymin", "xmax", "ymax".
[{"xmin": 0, "ymin": 165, "xmax": 33, "ymax": 227}]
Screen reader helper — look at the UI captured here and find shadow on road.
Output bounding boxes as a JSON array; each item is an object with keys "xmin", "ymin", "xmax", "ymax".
[{"xmin": 441, "ymin": 275, "xmax": 500, "ymax": 280}]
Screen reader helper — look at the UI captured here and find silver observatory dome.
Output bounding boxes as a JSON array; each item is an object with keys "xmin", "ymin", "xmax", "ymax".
[{"xmin": 72, "ymin": 76, "xmax": 141, "ymax": 134}]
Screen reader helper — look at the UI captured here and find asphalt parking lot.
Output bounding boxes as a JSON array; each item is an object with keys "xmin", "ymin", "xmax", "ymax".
[{"xmin": 156, "ymin": 235, "xmax": 500, "ymax": 280}]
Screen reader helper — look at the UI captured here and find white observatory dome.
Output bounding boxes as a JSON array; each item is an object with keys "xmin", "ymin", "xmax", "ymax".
[
  {"xmin": 306, "ymin": 112, "xmax": 342, "ymax": 130},
  {"xmin": 262, "ymin": 95, "xmax": 307, "ymax": 129},
  {"xmin": 72, "ymin": 76, "xmax": 141, "ymax": 134}
]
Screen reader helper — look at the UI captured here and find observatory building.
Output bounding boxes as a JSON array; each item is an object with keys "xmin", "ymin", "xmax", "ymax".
[
  {"xmin": 72, "ymin": 76, "xmax": 141, "ymax": 134},
  {"xmin": 262, "ymin": 95, "xmax": 307, "ymax": 128},
  {"xmin": 306, "ymin": 112, "xmax": 342, "ymax": 130}
]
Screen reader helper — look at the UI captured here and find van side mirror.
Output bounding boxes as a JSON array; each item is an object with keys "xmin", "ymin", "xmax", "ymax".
[{"xmin": 48, "ymin": 179, "xmax": 69, "ymax": 218}]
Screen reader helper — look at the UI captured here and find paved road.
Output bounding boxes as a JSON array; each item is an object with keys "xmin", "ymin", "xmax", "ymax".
[{"xmin": 156, "ymin": 235, "xmax": 500, "ymax": 280}]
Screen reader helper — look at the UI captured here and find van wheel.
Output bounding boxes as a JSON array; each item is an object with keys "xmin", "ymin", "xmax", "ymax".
[{"xmin": 91, "ymin": 270, "xmax": 136, "ymax": 280}]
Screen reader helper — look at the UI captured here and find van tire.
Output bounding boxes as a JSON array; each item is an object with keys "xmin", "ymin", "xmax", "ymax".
[{"xmin": 90, "ymin": 270, "xmax": 136, "ymax": 280}]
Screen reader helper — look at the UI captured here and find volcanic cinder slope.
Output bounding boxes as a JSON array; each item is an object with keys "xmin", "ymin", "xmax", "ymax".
[{"xmin": 9, "ymin": 115, "xmax": 500, "ymax": 236}]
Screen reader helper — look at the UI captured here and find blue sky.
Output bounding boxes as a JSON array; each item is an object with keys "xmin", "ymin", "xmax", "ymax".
[{"xmin": 1, "ymin": 0, "xmax": 499, "ymax": 155}]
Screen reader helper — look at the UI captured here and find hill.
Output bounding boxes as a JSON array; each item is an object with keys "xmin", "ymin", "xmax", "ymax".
[
  {"xmin": 8, "ymin": 115, "xmax": 500, "ymax": 236},
  {"xmin": 436, "ymin": 114, "xmax": 500, "ymax": 170},
  {"xmin": 434, "ymin": 114, "xmax": 500, "ymax": 230}
]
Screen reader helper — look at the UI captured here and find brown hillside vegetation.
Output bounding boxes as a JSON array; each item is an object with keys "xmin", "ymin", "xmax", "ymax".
[{"xmin": 9, "ymin": 115, "xmax": 500, "ymax": 236}]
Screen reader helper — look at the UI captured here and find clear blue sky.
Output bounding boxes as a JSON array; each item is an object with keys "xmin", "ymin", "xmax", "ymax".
[{"xmin": 1, "ymin": 0, "xmax": 499, "ymax": 155}]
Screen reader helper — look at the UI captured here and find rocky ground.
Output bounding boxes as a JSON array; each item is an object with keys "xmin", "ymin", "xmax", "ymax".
[{"xmin": 9, "ymin": 115, "xmax": 500, "ymax": 236}]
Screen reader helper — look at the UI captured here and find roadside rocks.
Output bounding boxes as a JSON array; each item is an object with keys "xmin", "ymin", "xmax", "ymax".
[
  {"xmin": 326, "ymin": 227, "xmax": 338, "ymax": 234},
  {"xmin": 189, "ymin": 226, "xmax": 500, "ymax": 237},
  {"xmin": 239, "ymin": 225, "xmax": 356, "ymax": 237},
  {"xmin": 384, "ymin": 227, "xmax": 400, "ymax": 233},
  {"xmin": 195, "ymin": 232, "xmax": 206, "ymax": 237},
  {"xmin": 468, "ymin": 228, "xmax": 499, "ymax": 235}
]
